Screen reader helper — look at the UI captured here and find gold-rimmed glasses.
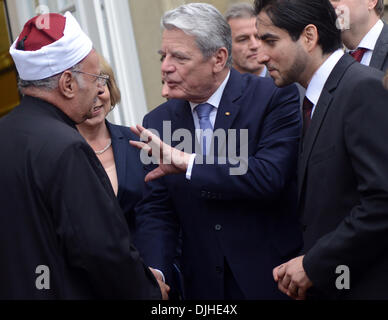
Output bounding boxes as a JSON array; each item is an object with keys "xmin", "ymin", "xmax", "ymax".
[{"xmin": 72, "ymin": 70, "xmax": 109, "ymax": 86}]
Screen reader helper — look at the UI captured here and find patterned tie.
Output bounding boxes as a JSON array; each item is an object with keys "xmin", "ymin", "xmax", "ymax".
[
  {"xmin": 195, "ymin": 103, "xmax": 214, "ymax": 155},
  {"xmin": 302, "ymin": 96, "xmax": 314, "ymax": 137},
  {"xmin": 350, "ymin": 47, "xmax": 367, "ymax": 63}
]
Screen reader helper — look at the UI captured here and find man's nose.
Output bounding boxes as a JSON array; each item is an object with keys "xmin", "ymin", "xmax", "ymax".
[
  {"xmin": 161, "ymin": 56, "xmax": 176, "ymax": 73},
  {"xmin": 257, "ymin": 51, "xmax": 269, "ymax": 64},
  {"xmin": 249, "ymin": 36, "xmax": 259, "ymax": 50}
]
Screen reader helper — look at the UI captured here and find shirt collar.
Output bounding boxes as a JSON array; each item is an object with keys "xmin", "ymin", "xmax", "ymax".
[
  {"xmin": 348, "ymin": 19, "xmax": 384, "ymax": 52},
  {"xmin": 305, "ymin": 49, "xmax": 344, "ymax": 106},
  {"xmin": 189, "ymin": 71, "xmax": 231, "ymax": 111},
  {"xmin": 259, "ymin": 66, "xmax": 268, "ymax": 78}
]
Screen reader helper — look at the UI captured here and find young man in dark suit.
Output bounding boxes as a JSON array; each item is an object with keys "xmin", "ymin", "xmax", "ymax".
[
  {"xmin": 131, "ymin": 2, "xmax": 303, "ymax": 300},
  {"xmin": 255, "ymin": 0, "xmax": 388, "ymax": 299}
]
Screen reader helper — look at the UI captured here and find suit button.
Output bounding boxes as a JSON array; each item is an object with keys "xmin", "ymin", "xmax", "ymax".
[
  {"xmin": 302, "ymin": 225, "xmax": 307, "ymax": 232},
  {"xmin": 216, "ymin": 266, "xmax": 223, "ymax": 274},
  {"xmin": 215, "ymin": 224, "xmax": 222, "ymax": 231}
]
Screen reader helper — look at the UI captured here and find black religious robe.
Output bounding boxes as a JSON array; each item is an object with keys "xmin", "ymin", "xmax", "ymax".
[{"xmin": 0, "ymin": 96, "xmax": 161, "ymax": 300}]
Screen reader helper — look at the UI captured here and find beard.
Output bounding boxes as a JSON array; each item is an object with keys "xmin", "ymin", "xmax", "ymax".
[{"xmin": 270, "ymin": 47, "xmax": 307, "ymax": 88}]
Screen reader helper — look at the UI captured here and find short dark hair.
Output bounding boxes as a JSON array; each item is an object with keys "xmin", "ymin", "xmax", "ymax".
[
  {"xmin": 375, "ymin": 0, "xmax": 384, "ymax": 18},
  {"xmin": 254, "ymin": 0, "xmax": 342, "ymax": 55}
]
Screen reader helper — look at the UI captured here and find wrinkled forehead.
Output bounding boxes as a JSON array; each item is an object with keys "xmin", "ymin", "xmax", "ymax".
[
  {"xmin": 161, "ymin": 28, "xmax": 200, "ymax": 52},
  {"xmin": 81, "ymin": 49, "xmax": 101, "ymax": 74}
]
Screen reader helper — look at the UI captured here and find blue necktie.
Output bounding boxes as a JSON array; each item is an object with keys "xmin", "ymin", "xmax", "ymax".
[{"xmin": 195, "ymin": 103, "xmax": 213, "ymax": 155}]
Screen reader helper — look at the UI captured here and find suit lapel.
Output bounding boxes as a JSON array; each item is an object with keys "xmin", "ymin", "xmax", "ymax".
[
  {"xmin": 370, "ymin": 22, "xmax": 388, "ymax": 70},
  {"xmin": 106, "ymin": 121, "xmax": 126, "ymax": 199},
  {"xmin": 171, "ymin": 100, "xmax": 197, "ymax": 153},
  {"xmin": 297, "ymin": 90, "xmax": 332, "ymax": 200},
  {"xmin": 213, "ymin": 69, "xmax": 243, "ymax": 151},
  {"xmin": 297, "ymin": 55, "xmax": 355, "ymax": 201}
]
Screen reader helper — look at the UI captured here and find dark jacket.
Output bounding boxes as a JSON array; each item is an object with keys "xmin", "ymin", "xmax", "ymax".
[
  {"xmin": 300, "ymin": 55, "xmax": 388, "ymax": 299},
  {"xmin": 107, "ymin": 121, "xmax": 144, "ymax": 235},
  {"xmin": 0, "ymin": 96, "xmax": 161, "ymax": 300},
  {"xmin": 135, "ymin": 69, "xmax": 303, "ymax": 299}
]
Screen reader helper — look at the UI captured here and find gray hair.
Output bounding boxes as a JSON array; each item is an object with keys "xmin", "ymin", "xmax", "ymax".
[
  {"xmin": 225, "ymin": 3, "xmax": 256, "ymax": 21},
  {"xmin": 18, "ymin": 63, "xmax": 82, "ymax": 91},
  {"xmin": 161, "ymin": 3, "xmax": 232, "ymax": 69}
]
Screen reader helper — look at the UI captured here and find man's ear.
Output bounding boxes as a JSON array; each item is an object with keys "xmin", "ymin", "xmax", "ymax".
[
  {"xmin": 368, "ymin": 0, "xmax": 378, "ymax": 11},
  {"xmin": 212, "ymin": 47, "xmax": 229, "ymax": 73},
  {"xmin": 301, "ymin": 24, "xmax": 319, "ymax": 53},
  {"xmin": 58, "ymin": 71, "xmax": 76, "ymax": 99}
]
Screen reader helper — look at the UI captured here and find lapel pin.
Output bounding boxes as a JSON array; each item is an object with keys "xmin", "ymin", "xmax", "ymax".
[{"xmin": 225, "ymin": 112, "xmax": 231, "ymax": 116}]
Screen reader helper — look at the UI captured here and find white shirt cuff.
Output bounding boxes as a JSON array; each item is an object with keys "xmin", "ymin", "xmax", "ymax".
[
  {"xmin": 186, "ymin": 154, "xmax": 197, "ymax": 180},
  {"xmin": 153, "ymin": 268, "xmax": 165, "ymax": 283}
]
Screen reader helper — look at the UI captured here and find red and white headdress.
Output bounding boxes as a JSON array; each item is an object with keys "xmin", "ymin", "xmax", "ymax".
[{"xmin": 10, "ymin": 12, "xmax": 93, "ymax": 81}]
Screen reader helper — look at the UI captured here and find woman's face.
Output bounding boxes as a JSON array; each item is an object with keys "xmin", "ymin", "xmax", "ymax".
[{"xmin": 84, "ymin": 82, "xmax": 112, "ymax": 126}]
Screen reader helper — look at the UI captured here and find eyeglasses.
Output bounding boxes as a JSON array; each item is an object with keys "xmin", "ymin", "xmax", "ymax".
[{"xmin": 72, "ymin": 70, "xmax": 110, "ymax": 86}]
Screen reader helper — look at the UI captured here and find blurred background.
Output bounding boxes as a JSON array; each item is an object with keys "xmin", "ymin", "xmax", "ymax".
[{"xmin": 1, "ymin": 0, "xmax": 388, "ymax": 125}]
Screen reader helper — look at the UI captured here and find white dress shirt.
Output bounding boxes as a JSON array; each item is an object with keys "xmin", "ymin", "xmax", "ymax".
[
  {"xmin": 259, "ymin": 66, "xmax": 268, "ymax": 78},
  {"xmin": 154, "ymin": 72, "xmax": 231, "ymax": 280},
  {"xmin": 347, "ymin": 19, "xmax": 384, "ymax": 66},
  {"xmin": 305, "ymin": 49, "xmax": 344, "ymax": 118}
]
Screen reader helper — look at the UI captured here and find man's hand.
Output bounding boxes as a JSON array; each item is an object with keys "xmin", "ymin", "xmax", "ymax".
[
  {"xmin": 149, "ymin": 267, "xmax": 170, "ymax": 300},
  {"xmin": 130, "ymin": 125, "xmax": 192, "ymax": 182},
  {"xmin": 273, "ymin": 255, "xmax": 313, "ymax": 300}
]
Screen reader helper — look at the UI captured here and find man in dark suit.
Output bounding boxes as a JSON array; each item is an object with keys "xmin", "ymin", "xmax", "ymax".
[
  {"xmin": 131, "ymin": 3, "xmax": 302, "ymax": 300},
  {"xmin": 255, "ymin": 0, "xmax": 388, "ymax": 299},
  {"xmin": 330, "ymin": 0, "xmax": 388, "ymax": 72},
  {"xmin": 0, "ymin": 12, "xmax": 163, "ymax": 299},
  {"xmin": 225, "ymin": 3, "xmax": 267, "ymax": 77},
  {"xmin": 225, "ymin": 3, "xmax": 307, "ymax": 107}
]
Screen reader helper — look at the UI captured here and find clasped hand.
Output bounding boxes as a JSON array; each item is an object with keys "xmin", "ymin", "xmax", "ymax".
[{"xmin": 273, "ymin": 255, "xmax": 313, "ymax": 300}]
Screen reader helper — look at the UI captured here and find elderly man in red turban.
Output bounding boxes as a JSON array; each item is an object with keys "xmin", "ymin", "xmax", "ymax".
[{"xmin": 0, "ymin": 12, "xmax": 165, "ymax": 300}]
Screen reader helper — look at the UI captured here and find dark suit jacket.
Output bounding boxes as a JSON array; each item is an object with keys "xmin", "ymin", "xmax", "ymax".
[
  {"xmin": 134, "ymin": 69, "xmax": 303, "ymax": 299},
  {"xmin": 299, "ymin": 54, "xmax": 388, "ymax": 299},
  {"xmin": 106, "ymin": 121, "xmax": 143, "ymax": 235},
  {"xmin": 0, "ymin": 96, "xmax": 161, "ymax": 299},
  {"xmin": 370, "ymin": 21, "xmax": 388, "ymax": 72}
]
